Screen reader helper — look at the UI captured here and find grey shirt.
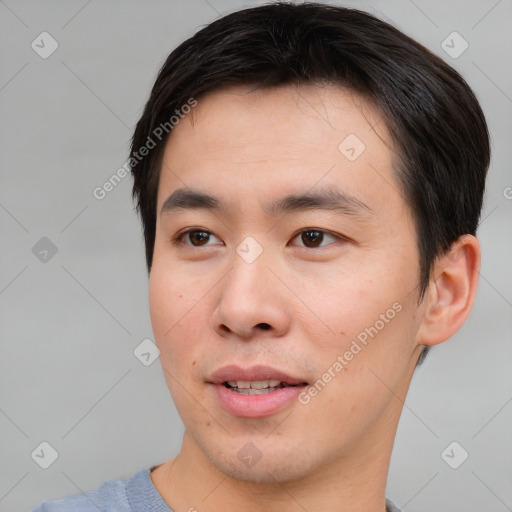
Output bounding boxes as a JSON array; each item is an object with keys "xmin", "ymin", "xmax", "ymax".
[{"xmin": 32, "ymin": 466, "xmax": 402, "ymax": 511}]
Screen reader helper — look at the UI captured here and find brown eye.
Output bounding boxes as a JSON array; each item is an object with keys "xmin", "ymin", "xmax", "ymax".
[
  {"xmin": 291, "ymin": 229, "xmax": 340, "ymax": 248},
  {"xmin": 301, "ymin": 230, "xmax": 324, "ymax": 247},
  {"xmin": 172, "ymin": 229, "xmax": 221, "ymax": 247},
  {"xmin": 187, "ymin": 230, "xmax": 210, "ymax": 246}
]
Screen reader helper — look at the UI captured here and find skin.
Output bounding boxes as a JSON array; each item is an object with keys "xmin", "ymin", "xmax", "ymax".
[{"xmin": 148, "ymin": 84, "xmax": 480, "ymax": 512}]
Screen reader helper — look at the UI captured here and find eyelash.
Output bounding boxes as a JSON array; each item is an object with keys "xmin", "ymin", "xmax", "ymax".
[{"xmin": 171, "ymin": 228, "xmax": 348, "ymax": 249}]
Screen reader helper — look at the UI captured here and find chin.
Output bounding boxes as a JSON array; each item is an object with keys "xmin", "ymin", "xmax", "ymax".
[
  {"xmin": 202, "ymin": 440, "xmax": 316, "ymax": 484},
  {"xmin": 212, "ymin": 457, "xmax": 311, "ymax": 484}
]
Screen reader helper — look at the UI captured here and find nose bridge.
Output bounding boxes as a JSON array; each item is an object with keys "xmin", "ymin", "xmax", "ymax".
[
  {"xmin": 227, "ymin": 240, "xmax": 273, "ymax": 307},
  {"xmin": 212, "ymin": 239, "xmax": 290, "ymax": 337}
]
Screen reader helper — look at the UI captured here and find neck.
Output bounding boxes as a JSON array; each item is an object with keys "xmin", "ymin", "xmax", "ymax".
[{"xmin": 151, "ymin": 417, "xmax": 396, "ymax": 512}]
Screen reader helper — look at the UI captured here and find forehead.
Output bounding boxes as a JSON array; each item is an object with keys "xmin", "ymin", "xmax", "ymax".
[
  {"xmin": 157, "ymin": 84, "xmax": 404, "ymax": 218},
  {"xmin": 170, "ymin": 83, "xmax": 391, "ymax": 155}
]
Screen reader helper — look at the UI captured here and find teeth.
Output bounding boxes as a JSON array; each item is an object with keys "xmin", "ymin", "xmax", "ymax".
[
  {"xmin": 251, "ymin": 379, "xmax": 282, "ymax": 389},
  {"xmin": 226, "ymin": 379, "xmax": 283, "ymax": 389},
  {"xmin": 227, "ymin": 380, "xmax": 250, "ymax": 389}
]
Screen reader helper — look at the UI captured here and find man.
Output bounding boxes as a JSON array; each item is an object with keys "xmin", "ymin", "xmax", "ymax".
[{"xmin": 33, "ymin": 2, "xmax": 489, "ymax": 511}]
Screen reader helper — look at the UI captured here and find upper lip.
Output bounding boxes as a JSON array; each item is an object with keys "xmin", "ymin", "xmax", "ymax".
[{"xmin": 208, "ymin": 365, "xmax": 308, "ymax": 385}]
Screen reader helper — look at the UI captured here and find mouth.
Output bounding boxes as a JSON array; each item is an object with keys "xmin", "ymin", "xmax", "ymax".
[
  {"xmin": 208, "ymin": 364, "xmax": 308, "ymax": 389},
  {"xmin": 223, "ymin": 379, "xmax": 306, "ymax": 394},
  {"xmin": 208, "ymin": 365, "xmax": 309, "ymax": 418}
]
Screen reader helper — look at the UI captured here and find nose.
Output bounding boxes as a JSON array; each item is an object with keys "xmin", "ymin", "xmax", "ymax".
[{"xmin": 211, "ymin": 252, "xmax": 292, "ymax": 340}]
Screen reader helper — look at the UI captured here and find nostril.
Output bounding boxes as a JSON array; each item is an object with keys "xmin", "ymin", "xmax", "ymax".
[{"xmin": 257, "ymin": 323, "xmax": 271, "ymax": 330}]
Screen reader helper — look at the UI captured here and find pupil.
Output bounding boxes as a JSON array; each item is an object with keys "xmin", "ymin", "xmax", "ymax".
[
  {"xmin": 302, "ymin": 230, "xmax": 323, "ymax": 247},
  {"xmin": 190, "ymin": 231, "xmax": 209, "ymax": 245}
]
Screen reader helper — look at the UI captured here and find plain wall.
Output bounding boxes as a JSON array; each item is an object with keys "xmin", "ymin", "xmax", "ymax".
[{"xmin": 0, "ymin": 1, "xmax": 511, "ymax": 511}]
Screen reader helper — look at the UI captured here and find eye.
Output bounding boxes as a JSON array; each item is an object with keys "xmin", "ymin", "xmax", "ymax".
[
  {"xmin": 172, "ymin": 228, "xmax": 222, "ymax": 247},
  {"xmin": 171, "ymin": 228, "xmax": 345, "ymax": 249},
  {"xmin": 289, "ymin": 229, "xmax": 342, "ymax": 248}
]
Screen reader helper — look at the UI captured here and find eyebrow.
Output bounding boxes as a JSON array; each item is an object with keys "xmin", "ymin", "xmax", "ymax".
[{"xmin": 160, "ymin": 186, "xmax": 373, "ymax": 219}]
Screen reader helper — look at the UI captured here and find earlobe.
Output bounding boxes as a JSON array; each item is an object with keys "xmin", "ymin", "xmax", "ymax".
[{"xmin": 417, "ymin": 235, "xmax": 480, "ymax": 347}]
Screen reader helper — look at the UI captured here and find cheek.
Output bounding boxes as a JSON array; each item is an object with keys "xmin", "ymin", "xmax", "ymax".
[
  {"xmin": 296, "ymin": 264, "xmax": 395, "ymax": 345},
  {"xmin": 149, "ymin": 268, "xmax": 175, "ymax": 343},
  {"xmin": 149, "ymin": 265, "xmax": 199, "ymax": 363},
  {"xmin": 300, "ymin": 301, "xmax": 417, "ymax": 443},
  {"xmin": 304, "ymin": 249, "xmax": 419, "ymax": 372},
  {"xmin": 149, "ymin": 259, "xmax": 208, "ymax": 332},
  {"xmin": 149, "ymin": 268, "xmax": 204, "ymax": 412}
]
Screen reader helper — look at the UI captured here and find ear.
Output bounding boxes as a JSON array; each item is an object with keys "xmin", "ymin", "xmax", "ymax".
[{"xmin": 416, "ymin": 234, "xmax": 481, "ymax": 347}]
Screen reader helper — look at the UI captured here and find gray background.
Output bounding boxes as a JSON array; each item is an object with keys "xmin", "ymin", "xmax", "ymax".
[{"xmin": 0, "ymin": 0, "xmax": 511, "ymax": 511}]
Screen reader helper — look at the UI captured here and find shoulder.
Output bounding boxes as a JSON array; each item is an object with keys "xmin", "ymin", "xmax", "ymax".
[{"xmin": 31, "ymin": 468, "xmax": 150, "ymax": 512}]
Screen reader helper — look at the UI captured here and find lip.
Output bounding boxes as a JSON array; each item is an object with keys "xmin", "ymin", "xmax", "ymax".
[
  {"xmin": 208, "ymin": 364, "xmax": 307, "ymax": 385},
  {"xmin": 208, "ymin": 365, "xmax": 308, "ymax": 418}
]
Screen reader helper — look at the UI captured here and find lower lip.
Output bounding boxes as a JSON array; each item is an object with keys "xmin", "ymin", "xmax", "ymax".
[{"xmin": 211, "ymin": 383, "xmax": 306, "ymax": 418}]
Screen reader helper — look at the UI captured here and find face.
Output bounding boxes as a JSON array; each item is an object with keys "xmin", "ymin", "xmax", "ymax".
[{"xmin": 149, "ymin": 84, "xmax": 426, "ymax": 483}]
